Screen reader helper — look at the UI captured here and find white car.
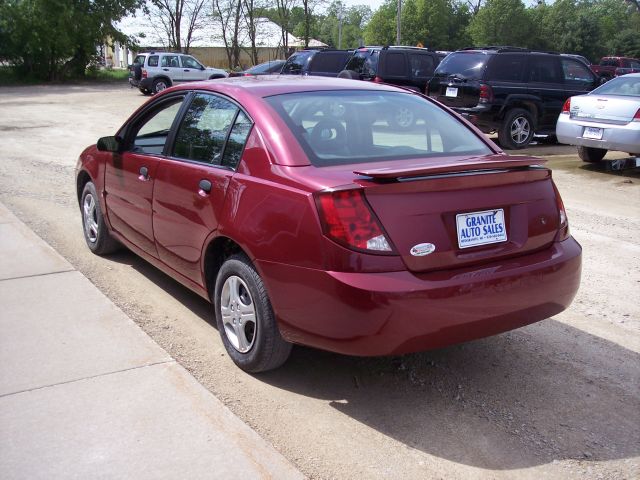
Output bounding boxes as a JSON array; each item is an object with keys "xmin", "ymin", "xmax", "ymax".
[
  {"xmin": 556, "ymin": 73, "xmax": 640, "ymax": 162},
  {"xmin": 129, "ymin": 52, "xmax": 228, "ymax": 95}
]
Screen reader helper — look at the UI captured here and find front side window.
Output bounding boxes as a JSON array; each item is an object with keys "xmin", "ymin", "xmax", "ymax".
[
  {"xmin": 173, "ymin": 93, "xmax": 246, "ymax": 165},
  {"xmin": 265, "ymin": 91, "xmax": 491, "ymax": 167},
  {"xmin": 131, "ymin": 97, "xmax": 185, "ymax": 154},
  {"xmin": 181, "ymin": 56, "xmax": 202, "ymax": 69},
  {"xmin": 161, "ymin": 55, "xmax": 180, "ymax": 68},
  {"xmin": 561, "ymin": 58, "xmax": 594, "ymax": 87}
]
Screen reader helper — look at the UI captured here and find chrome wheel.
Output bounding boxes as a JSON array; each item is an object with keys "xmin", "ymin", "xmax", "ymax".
[
  {"xmin": 510, "ymin": 116, "xmax": 531, "ymax": 145},
  {"xmin": 220, "ymin": 275, "xmax": 257, "ymax": 353},
  {"xmin": 83, "ymin": 193, "xmax": 98, "ymax": 244},
  {"xmin": 154, "ymin": 80, "xmax": 168, "ymax": 93}
]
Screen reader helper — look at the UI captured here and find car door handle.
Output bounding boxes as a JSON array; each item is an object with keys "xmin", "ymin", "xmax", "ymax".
[
  {"xmin": 184, "ymin": 69, "xmax": 190, "ymax": 72},
  {"xmin": 138, "ymin": 166, "xmax": 150, "ymax": 181},
  {"xmin": 163, "ymin": 68, "xmax": 169, "ymax": 71},
  {"xmin": 198, "ymin": 179, "xmax": 212, "ymax": 196}
]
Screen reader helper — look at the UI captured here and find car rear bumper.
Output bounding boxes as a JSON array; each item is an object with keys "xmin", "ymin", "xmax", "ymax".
[
  {"xmin": 556, "ymin": 116, "xmax": 640, "ymax": 153},
  {"xmin": 259, "ymin": 237, "xmax": 582, "ymax": 356}
]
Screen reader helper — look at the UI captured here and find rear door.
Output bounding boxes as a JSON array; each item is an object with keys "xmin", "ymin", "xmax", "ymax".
[
  {"xmin": 160, "ymin": 54, "xmax": 183, "ymax": 82},
  {"xmin": 525, "ymin": 54, "xmax": 566, "ymax": 128},
  {"xmin": 152, "ymin": 92, "xmax": 254, "ymax": 284}
]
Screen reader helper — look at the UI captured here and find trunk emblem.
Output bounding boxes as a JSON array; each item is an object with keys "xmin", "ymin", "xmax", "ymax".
[{"xmin": 410, "ymin": 243, "xmax": 436, "ymax": 256}]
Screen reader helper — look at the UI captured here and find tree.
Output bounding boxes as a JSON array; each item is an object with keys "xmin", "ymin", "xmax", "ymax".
[
  {"xmin": 0, "ymin": 0, "xmax": 141, "ymax": 80},
  {"xmin": 467, "ymin": 0, "xmax": 534, "ymax": 47},
  {"xmin": 213, "ymin": 0, "xmax": 243, "ymax": 69},
  {"xmin": 145, "ymin": 0, "xmax": 207, "ymax": 53}
]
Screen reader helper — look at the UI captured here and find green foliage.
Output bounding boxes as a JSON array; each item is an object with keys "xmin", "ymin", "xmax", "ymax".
[
  {"xmin": 608, "ymin": 28, "xmax": 640, "ymax": 58},
  {"xmin": 0, "ymin": 0, "xmax": 140, "ymax": 81},
  {"xmin": 467, "ymin": 0, "xmax": 534, "ymax": 47}
]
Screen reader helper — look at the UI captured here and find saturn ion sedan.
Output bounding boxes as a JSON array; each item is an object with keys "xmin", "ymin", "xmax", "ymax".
[
  {"xmin": 76, "ymin": 76, "xmax": 582, "ymax": 372},
  {"xmin": 557, "ymin": 73, "xmax": 640, "ymax": 162}
]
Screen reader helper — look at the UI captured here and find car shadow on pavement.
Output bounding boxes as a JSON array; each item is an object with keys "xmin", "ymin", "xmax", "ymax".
[{"xmin": 259, "ymin": 320, "xmax": 639, "ymax": 470}]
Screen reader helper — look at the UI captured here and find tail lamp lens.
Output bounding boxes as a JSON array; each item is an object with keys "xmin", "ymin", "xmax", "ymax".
[
  {"xmin": 553, "ymin": 182, "xmax": 570, "ymax": 241},
  {"xmin": 633, "ymin": 108, "xmax": 640, "ymax": 122},
  {"xmin": 142, "ymin": 69, "xmax": 148, "ymax": 79},
  {"xmin": 561, "ymin": 98, "xmax": 571, "ymax": 114},
  {"xmin": 315, "ymin": 189, "xmax": 394, "ymax": 254},
  {"xmin": 479, "ymin": 84, "xmax": 493, "ymax": 104}
]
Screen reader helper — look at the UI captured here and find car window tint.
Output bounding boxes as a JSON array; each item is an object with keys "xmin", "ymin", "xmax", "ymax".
[
  {"xmin": 162, "ymin": 55, "xmax": 180, "ymax": 68},
  {"xmin": 281, "ymin": 51, "xmax": 313, "ymax": 74},
  {"xmin": 173, "ymin": 93, "xmax": 239, "ymax": 164},
  {"xmin": 181, "ymin": 56, "xmax": 201, "ymax": 69},
  {"xmin": 148, "ymin": 55, "xmax": 159, "ymax": 67},
  {"xmin": 486, "ymin": 54, "xmax": 525, "ymax": 82},
  {"xmin": 266, "ymin": 91, "xmax": 491, "ymax": 167},
  {"xmin": 134, "ymin": 55, "xmax": 146, "ymax": 65},
  {"xmin": 309, "ymin": 52, "xmax": 350, "ymax": 73},
  {"xmin": 384, "ymin": 52, "xmax": 408, "ymax": 77},
  {"xmin": 433, "ymin": 52, "xmax": 488, "ymax": 79},
  {"xmin": 410, "ymin": 54, "xmax": 435, "ymax": 79},
  {"xmin": 529, "ymin": 56, "xmax": 562, "ymax": 83},
  {"xmin": 222, "ymin": 111, "xmax": 253, "ymax": 169},
  {"xmin": 630, "ymin": 60, "xmax": 640, "ymax": 69},
  {"xmin": 133, "ymin": 98, "xmax": 184, "ymax": 155},
  {"xmin": 561, "ymin": 58, "xmax": 594, "ymax": 87},
  {"xmin": 345, "ymin": 51, "xmax": 378, "ymax": 77}
]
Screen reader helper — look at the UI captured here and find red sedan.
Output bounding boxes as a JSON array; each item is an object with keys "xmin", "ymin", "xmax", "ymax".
[{"xmin": 76, "ymin": 77, "xmax": 581, "ymax": 372}]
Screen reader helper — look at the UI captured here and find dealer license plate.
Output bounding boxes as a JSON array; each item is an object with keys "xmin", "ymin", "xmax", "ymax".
[
  {"xmin": 583, "ymin": 127, "xmax": 603, "ymax": 140},
  {"xmin": 445, "ymin": 87, "xmax": 458, "ymax": 97},
  {"xmin": 456, "ymin": 209, "xmax": 507, "ymax": 249}
]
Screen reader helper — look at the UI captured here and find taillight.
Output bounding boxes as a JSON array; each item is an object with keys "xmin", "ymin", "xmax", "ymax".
[
  {"xmin": 315, "ymin": 189, "xmax": 394, "ymax": 254},
  {"xmin": 561, "ymin": 98, "xmax": 571, "ymax": 114},
  {"xmin": 373, "ymin": 76, "xmax": 383, "ymax": 84},
  {"xmin": 142, "ymin": 69, "xmax": 148, "ymax": 79},
  {"xmin": 552, "ymin": 181, "xmax": 570, "ymax": 241},
  {"xmin": 633, "ymin": 108, "xmax": 640, "ymax": 122},
  {"xmin": 478, "ymin": 84, "xmax": 493, "ymax": 104}
]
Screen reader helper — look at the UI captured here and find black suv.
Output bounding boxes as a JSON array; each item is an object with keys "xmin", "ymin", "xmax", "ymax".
[
  {"xmin": 338, "ymin": 46, "xmax": 441, "ymax": 93},
  {"xmin": 281, "ymin": 49, "xmax": 353, "ymax": 77},
  {"xmin": 428, "ymin": 47, "xmax": 599, "ymax": 149}
]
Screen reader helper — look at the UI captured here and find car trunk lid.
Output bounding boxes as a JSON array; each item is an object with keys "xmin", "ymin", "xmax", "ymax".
[
  {"xmin": 570, "ymin": 94, "xmax": 640, "ymax": 124},
  {"xmin": 356, "ymin": 155, "xmax": 561, "ymax": 273}
]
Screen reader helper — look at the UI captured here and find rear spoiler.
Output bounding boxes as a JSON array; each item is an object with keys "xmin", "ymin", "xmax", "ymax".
[{"xmin": 354, "ymin": 156, "xmax": 546, "ymax": 180}]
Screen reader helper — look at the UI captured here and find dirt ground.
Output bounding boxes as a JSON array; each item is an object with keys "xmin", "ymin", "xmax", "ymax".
[{"xmin": 0, "ymin": 83, "xmax": 638, "ymax": 480}]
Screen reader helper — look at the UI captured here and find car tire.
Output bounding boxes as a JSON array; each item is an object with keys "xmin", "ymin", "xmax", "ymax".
[
  {"xmin": 80, "ymin": 181, "xmax": 120, "ymax": 255},
  {"xmin": 337, "ymin": 69, "xmax": 360, "ymax": 80},
  {"xmin": 498, "ymin": 108, "xmax": 535, "ymax": 149},
  {"xmin": 152, "ymin": 78, "xmax": 170, "ymax": 94},
  {"xmin": 578, "ymin": 146, "xmax": 607, "ymax": 163},
  {"xmin": 214, "ymin": 254, "xmax": 292, "ymax": 373}
]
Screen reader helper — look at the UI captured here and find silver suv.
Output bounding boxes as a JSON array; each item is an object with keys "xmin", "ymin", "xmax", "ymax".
[{"xmin": 129, "ymin": 52, "xmax": 228, "ymax": 95}]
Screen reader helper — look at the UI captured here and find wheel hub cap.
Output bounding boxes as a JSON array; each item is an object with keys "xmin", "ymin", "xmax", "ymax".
[
  {"xmin": 220, "ymin": 275, "xmax": 257, "ymax": 353},
  {"xmin": 83, "ymin": 193, "xmax": 98, "ymax": 244}
]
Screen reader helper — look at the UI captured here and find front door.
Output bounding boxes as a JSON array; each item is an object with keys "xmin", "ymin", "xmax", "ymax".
[
  {"xmin": 181, "ymin": 55, "xmax": 206, "ymax": 82},
  {"xmin": 152, "ymin": 92, "xmax": 254, "ymax": 285},
  {"xmin": 104, "ymin": 94, "xmax": 186, "ymax": 256}
]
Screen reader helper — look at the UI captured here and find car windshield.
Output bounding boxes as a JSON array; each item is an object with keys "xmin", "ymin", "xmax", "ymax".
[
  {"xmin": 433, "ymin": 52, "xmax": 488, "ymax": 79},
  {"xmin": 592, "ymin": 76, "xmax": 640, "ymax": 96},
  {"xmin": 265, "ymin": 90, "xmax": 492, "ymax": 167}
]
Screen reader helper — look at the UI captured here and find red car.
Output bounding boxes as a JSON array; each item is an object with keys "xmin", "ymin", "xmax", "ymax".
[{"xmin": 76, "ymin": 77, "xmax": 581, "ymax": 372}]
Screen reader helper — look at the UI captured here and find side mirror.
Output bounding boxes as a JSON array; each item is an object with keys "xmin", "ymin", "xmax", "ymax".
[{"xmin": 97, "ymin": 136, "xmax": 122, "ymax": 153}]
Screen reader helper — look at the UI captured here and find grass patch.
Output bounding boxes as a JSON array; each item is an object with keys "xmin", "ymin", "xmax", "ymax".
[
  {"xmin": 0, "ymin": 66, "xmax": 41, "ymax": 86},
  {"xmin": 0, "ymin": 65, "xmax": 129, "ymax": 85},
  {"xmin": 86, "ymin": 68, "xmax": 130, "ymax": 82}
]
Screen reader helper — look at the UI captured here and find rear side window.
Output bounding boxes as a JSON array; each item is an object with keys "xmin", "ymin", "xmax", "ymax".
[
  {"xmin": 148, "ymin": 56, "xmax": 159, "ymax": 67},
  {"xmin": 173, "ymin": 94, "xmax": 239, "ymax": 165},
  {"xmin": 485, "ymin": 54, "xmax": 526, "ymax": 82},
  {"xmin": 383, "ymin": 52, "xmax": 408, "ymax": 77},
  {"xmin": 161, "ymin": 55, "xmax": 180, "ymax": 68},
  {"xmin": 630, "ymin": 60, "xmax": 640, "ymax": 69},
  {"xmin": 222, "ymin": 111, "xmax": 253, "ymax": 169},
  {"xmin": 265, "ymin": 91, "xmax": 491, "ymax": 167},
  {"xmin": 309, "ymin": 52, "xmax": 351, "ymax": 74},
  {"xmin": 281, "ymin": 51, "xmax": 314, "ymax": 74},
  {"xmin": 433, "ymin": 52, "xmax": 488, "ymax": 79},
  {"xmin": 528, "ymin": 56, "xmax": 562, "ymax": 84},
  {"xmin": 410, "ymin": 54, "xmax": 435, "ymax": 79},
  {"xmin": 134, "ymin": 55, "xmax": 146, "ymax": 65}
]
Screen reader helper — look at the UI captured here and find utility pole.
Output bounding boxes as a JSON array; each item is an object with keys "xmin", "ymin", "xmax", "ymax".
[
  {"xmin": 396, "ymin": 0, "xmax": 402, "ymax": 45},
  {"xmin": 338, "ymin": 4, "xmax": 343, "ymax": 49}
]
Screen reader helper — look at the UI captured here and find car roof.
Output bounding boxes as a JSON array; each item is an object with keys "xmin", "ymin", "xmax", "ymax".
[{"xmin": 166, "ymin": 75, "xmax": 405, "ymax": 98}]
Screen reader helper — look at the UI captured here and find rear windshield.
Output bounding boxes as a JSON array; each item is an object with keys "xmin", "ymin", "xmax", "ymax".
[
  {"xmin": 592, "ymin": 75, "xmax": 640, "ymax": 96},
  {"xmin": 434, "ymin": 52, "xmax": 489, "ymax": 79},
  {"xmin": 345, "ymin": 50, "xmax": 379, "ymax": 77},
  {"xmin": 265, "ymin": 91, "xmax": 492, "ymax": 167},
  {"xmin": 248, "ymin": 61, "xmax": 283, "ymax": 74},
  {"xmin": 281, "ymin": 51, "xmax": 314, "ymax": 74}
]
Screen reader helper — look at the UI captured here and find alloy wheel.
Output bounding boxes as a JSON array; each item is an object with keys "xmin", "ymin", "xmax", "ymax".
[
  {"xmin": 220, "ymin": 275, "xmax": 257, "ymax": 353},
  {"xmin": 510, "ymin": 116, "xmax": 531, "ymax": 145},
  {"xmin": 83, "ymin": 193, "xmax": 98, "ymax": 244}
]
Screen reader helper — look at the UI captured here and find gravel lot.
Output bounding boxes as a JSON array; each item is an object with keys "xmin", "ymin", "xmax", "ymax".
[{"xmin": 0, "ymin": 83, "xmax": 638, "ymax": 480}]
